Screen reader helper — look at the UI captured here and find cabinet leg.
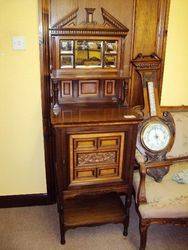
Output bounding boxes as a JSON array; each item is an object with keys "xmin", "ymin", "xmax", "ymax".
[
  {"xmin": 123, "ymin": 195, "xmax": 131, "ymax": 236},
  {"xmin": 123, "ymin": 216, "xmax": 129, "ymax": 236},
  {"xmin": 59, "ymin": 212, "xmax": 66, "ymax": 244}
]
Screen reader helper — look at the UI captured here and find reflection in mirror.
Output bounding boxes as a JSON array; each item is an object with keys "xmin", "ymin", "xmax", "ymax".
[
  {"xmin": 104, "ymin": 55, "xmax": 117, "ymax": 68},
  {"xmin": 60, "ymin": 55, "xmax": 73, "ymax": 68},
  {"xmin": 105, "ymin": 41, "xmax": 118, "ymax": 54},
  {"xmin": 59, "ymin": 39, "xmax": 119, "ymax": 69},
  {"xmin": 75, "ymin": 41, "xmax": 102, "ymax": 68},
  {"xmin": 60, "ymin": 40, "xmax": 73, "ymax": 54}
]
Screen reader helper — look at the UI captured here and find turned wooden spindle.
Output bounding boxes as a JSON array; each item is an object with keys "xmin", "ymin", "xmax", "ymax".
[{"xmin": 52, "ymin": 79, "xmax": 60, "ymax": 115}]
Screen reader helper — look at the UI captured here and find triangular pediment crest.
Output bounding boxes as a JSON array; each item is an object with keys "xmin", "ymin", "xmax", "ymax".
[
  {"xmin": 50, "ymin": 7, "xmax": 129, "ymax": 37},
  {"xmin": 51, "ymin": 7, "xmax": 79, "ymax": 29}
]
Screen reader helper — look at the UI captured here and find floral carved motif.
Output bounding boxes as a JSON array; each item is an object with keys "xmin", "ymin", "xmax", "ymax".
[
  {"xmin": 131, "ymin": 53, "xmax": 161, "ymax": 71},
  {"xmin": 77, "ymin": 151, "xmax": 117, "ymax": 166}
]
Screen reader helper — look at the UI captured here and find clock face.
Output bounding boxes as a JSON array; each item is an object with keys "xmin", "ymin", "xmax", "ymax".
[{"xmin": 141, "ymin": 121, "xmax": 171, "ymax": 152}]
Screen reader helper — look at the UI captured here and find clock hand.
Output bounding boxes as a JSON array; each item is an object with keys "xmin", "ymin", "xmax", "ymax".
[{"xmin": 155, "ymin": 128, "xmax": 159, "ymax": 140}]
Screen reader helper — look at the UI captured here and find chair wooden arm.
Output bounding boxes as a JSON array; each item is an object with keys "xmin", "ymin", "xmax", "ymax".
[
  {"xmin": 137, "ymin": 160, "xmax": 173, "ymax": 205},
  {"xmin": 145, "ymin": 160, "xmax": 173, "ymax": 169},
  {"xmin": 137, "ymin": 163, "xmax": 147, "ymax": 205},
  {"xmin": 145, "ymin": 160, "xmax": 173, "ymax": 182}
]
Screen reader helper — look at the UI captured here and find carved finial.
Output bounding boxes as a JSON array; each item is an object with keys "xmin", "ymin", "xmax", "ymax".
[{"xmin": 85, "ymin": 8, "xmax": 95, "ymax": 23}]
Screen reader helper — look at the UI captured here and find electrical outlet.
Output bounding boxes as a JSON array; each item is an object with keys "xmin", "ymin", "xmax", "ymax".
[{"xmin": 12, "ymin": 36, "xmax": 26, "ymax": 50}]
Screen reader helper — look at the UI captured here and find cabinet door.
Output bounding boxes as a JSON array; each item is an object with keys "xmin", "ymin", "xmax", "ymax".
[{"xmin": 69, "ymin": 132, "xmax": 125, "ymax": 186}]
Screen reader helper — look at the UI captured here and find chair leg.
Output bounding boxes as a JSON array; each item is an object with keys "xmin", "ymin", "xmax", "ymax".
[
  {"xmin": 123, "ymin": 195, "xmax": 131, "ymax": 236},
  {"xmin": 139, "ymin": 219, "xmax": 149, "ymax": 250}
]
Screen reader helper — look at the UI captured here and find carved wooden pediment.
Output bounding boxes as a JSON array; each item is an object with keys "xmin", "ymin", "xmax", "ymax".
[
  {"xmin": 50, "ymin": 7, "xmax": 129, "ymax": 37},
  {"xmin": 131, "ymin": 53, "xmax": 161, "ymax": 72}
]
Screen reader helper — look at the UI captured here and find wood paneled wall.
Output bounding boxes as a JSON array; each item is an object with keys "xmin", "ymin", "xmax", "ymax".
[{"xmin": 129, "ymin": 0, "xmax": 170, "ymax": 106}]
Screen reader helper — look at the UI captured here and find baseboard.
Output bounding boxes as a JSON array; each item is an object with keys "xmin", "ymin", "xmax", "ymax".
[
  {"xmin": 0, "ymin": 193, "xmax": 53, "ymax": 208},
  {"xmin": 161, "ymin": 105, "xmax": 188, "ymax": 112}
]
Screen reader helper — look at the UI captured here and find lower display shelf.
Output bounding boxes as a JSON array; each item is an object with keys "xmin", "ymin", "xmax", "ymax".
[{"xmin": 63, "ymin": 193, "xmax": 125, "ymax": 228}]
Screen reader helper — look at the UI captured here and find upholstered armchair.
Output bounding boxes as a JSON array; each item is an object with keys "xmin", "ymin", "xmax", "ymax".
[{"xmin": 133, "ymin": 111, "xmax": 188, "ymax": 250}]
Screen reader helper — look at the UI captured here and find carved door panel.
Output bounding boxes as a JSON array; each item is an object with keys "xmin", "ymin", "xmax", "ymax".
[{"xmin": 69, "ymin": 132, "xmax": 125, "ymax": 186}]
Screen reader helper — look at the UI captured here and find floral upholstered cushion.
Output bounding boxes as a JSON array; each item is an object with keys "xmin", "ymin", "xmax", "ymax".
[
  {"xmin": 133, "ymin": 162, "xmax": 188, "ymax": 218},
  {"xmin": 167, "ymin": 111, "xmax": 188, "ymax": 159},
  {"xmin": 172, "ymin": 169, "xmax": 188, "ymax": 184},
  {"xmin": 139, "ymin": 196, "xmax": 188, "ymax": 218}
]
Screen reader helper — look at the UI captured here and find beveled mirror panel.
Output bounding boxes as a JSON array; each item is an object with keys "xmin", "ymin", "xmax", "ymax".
[
  {"xmin": 105, "ymin": 41, "xmax": 118, "ymax": 54},
  {"xmin": 60, "ymin": 40, "xmax": 73, "ymax": 54},
  {"xmin": 75, "ymin": 41, "xmax": 102, "ymax": 68},
  {"xmin": 59, "ymin": 39, "xmax": 118, "ymax": 69},
  {"xmin": 104, "ymin": 55, "xmax": 117, "ymax": 68},
  {"xmin": 60, "ymin": 55, "xmax": 73, "ymax": 68}
]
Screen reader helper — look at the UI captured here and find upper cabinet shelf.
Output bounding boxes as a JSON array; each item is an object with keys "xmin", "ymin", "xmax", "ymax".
[{"xmin": 51, "ymin": 70, "xmax": 129, "ymax": 80}]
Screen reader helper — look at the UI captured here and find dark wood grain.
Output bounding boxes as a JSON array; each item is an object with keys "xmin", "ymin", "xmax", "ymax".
[
  {"xmin": 51, "ymin": 105, "xmax": 142, "ymax": 125},
  {"xmin": 51, "ymin": 70, "xmax": 129, "ymax": 80}
]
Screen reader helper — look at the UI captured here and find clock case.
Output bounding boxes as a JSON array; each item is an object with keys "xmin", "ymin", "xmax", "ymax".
[
  {"xmin": 137, "ymin": 115, "xmax": 175, "ymax": 162},
  {"xmin": 132, "ymin": 54, "xmax": 175, "ymax": 181}
]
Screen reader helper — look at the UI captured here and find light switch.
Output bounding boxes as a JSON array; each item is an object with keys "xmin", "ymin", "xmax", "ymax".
[{"xmin": 12, "ymin": 36, "xmax": 26, "ymax": 50}]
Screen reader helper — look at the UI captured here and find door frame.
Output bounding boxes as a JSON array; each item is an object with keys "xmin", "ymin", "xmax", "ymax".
[{"xmin": 38, "ymin": 0, "xmax": 56, "ymax": 203}]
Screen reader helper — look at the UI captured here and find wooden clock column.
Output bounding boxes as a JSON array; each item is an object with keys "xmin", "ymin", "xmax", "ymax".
[{"xmin": 50, "ymin": 7, "xmax": 142, "ymax": 243}]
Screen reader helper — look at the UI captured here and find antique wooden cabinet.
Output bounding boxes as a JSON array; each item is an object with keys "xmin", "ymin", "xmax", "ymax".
[
  {"xmin": 52, "ymin": 107, "xmax": 141, "ymax": 243},
  {"xmin": 49, "ymin": 6, "xmax": 142, "ymax": 243}
]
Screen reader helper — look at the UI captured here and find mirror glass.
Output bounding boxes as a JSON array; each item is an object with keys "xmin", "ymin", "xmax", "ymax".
[
  {"xmin": 75, "ymin": 41, "xmax": 102, "ymax": 68},
  {"xmin": 60, "ymin": 40, "xmax": 73, "ymax": 54},
  {"xmin": 104, "ymin": 55, "xmax": 117, "ymax": 68},
  {"xmin": 105, "ymin": 41, "xmax": 118, "ymax": 54},
  {"xmin": 60, "ymin": 55, "xmax": 73, "ymax": 68},
  {"xmin": 59, "ymin": 40, "xmax": 118, "ymax": 69}
]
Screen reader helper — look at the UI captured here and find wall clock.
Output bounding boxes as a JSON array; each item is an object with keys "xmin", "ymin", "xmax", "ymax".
[
  {"xmin": 141, "ymin": 119, "xmax": 171, "ymax": 152},
  {"xmin": 132, "ymin": 54, "xmax": 175, "ymax": 182}
]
